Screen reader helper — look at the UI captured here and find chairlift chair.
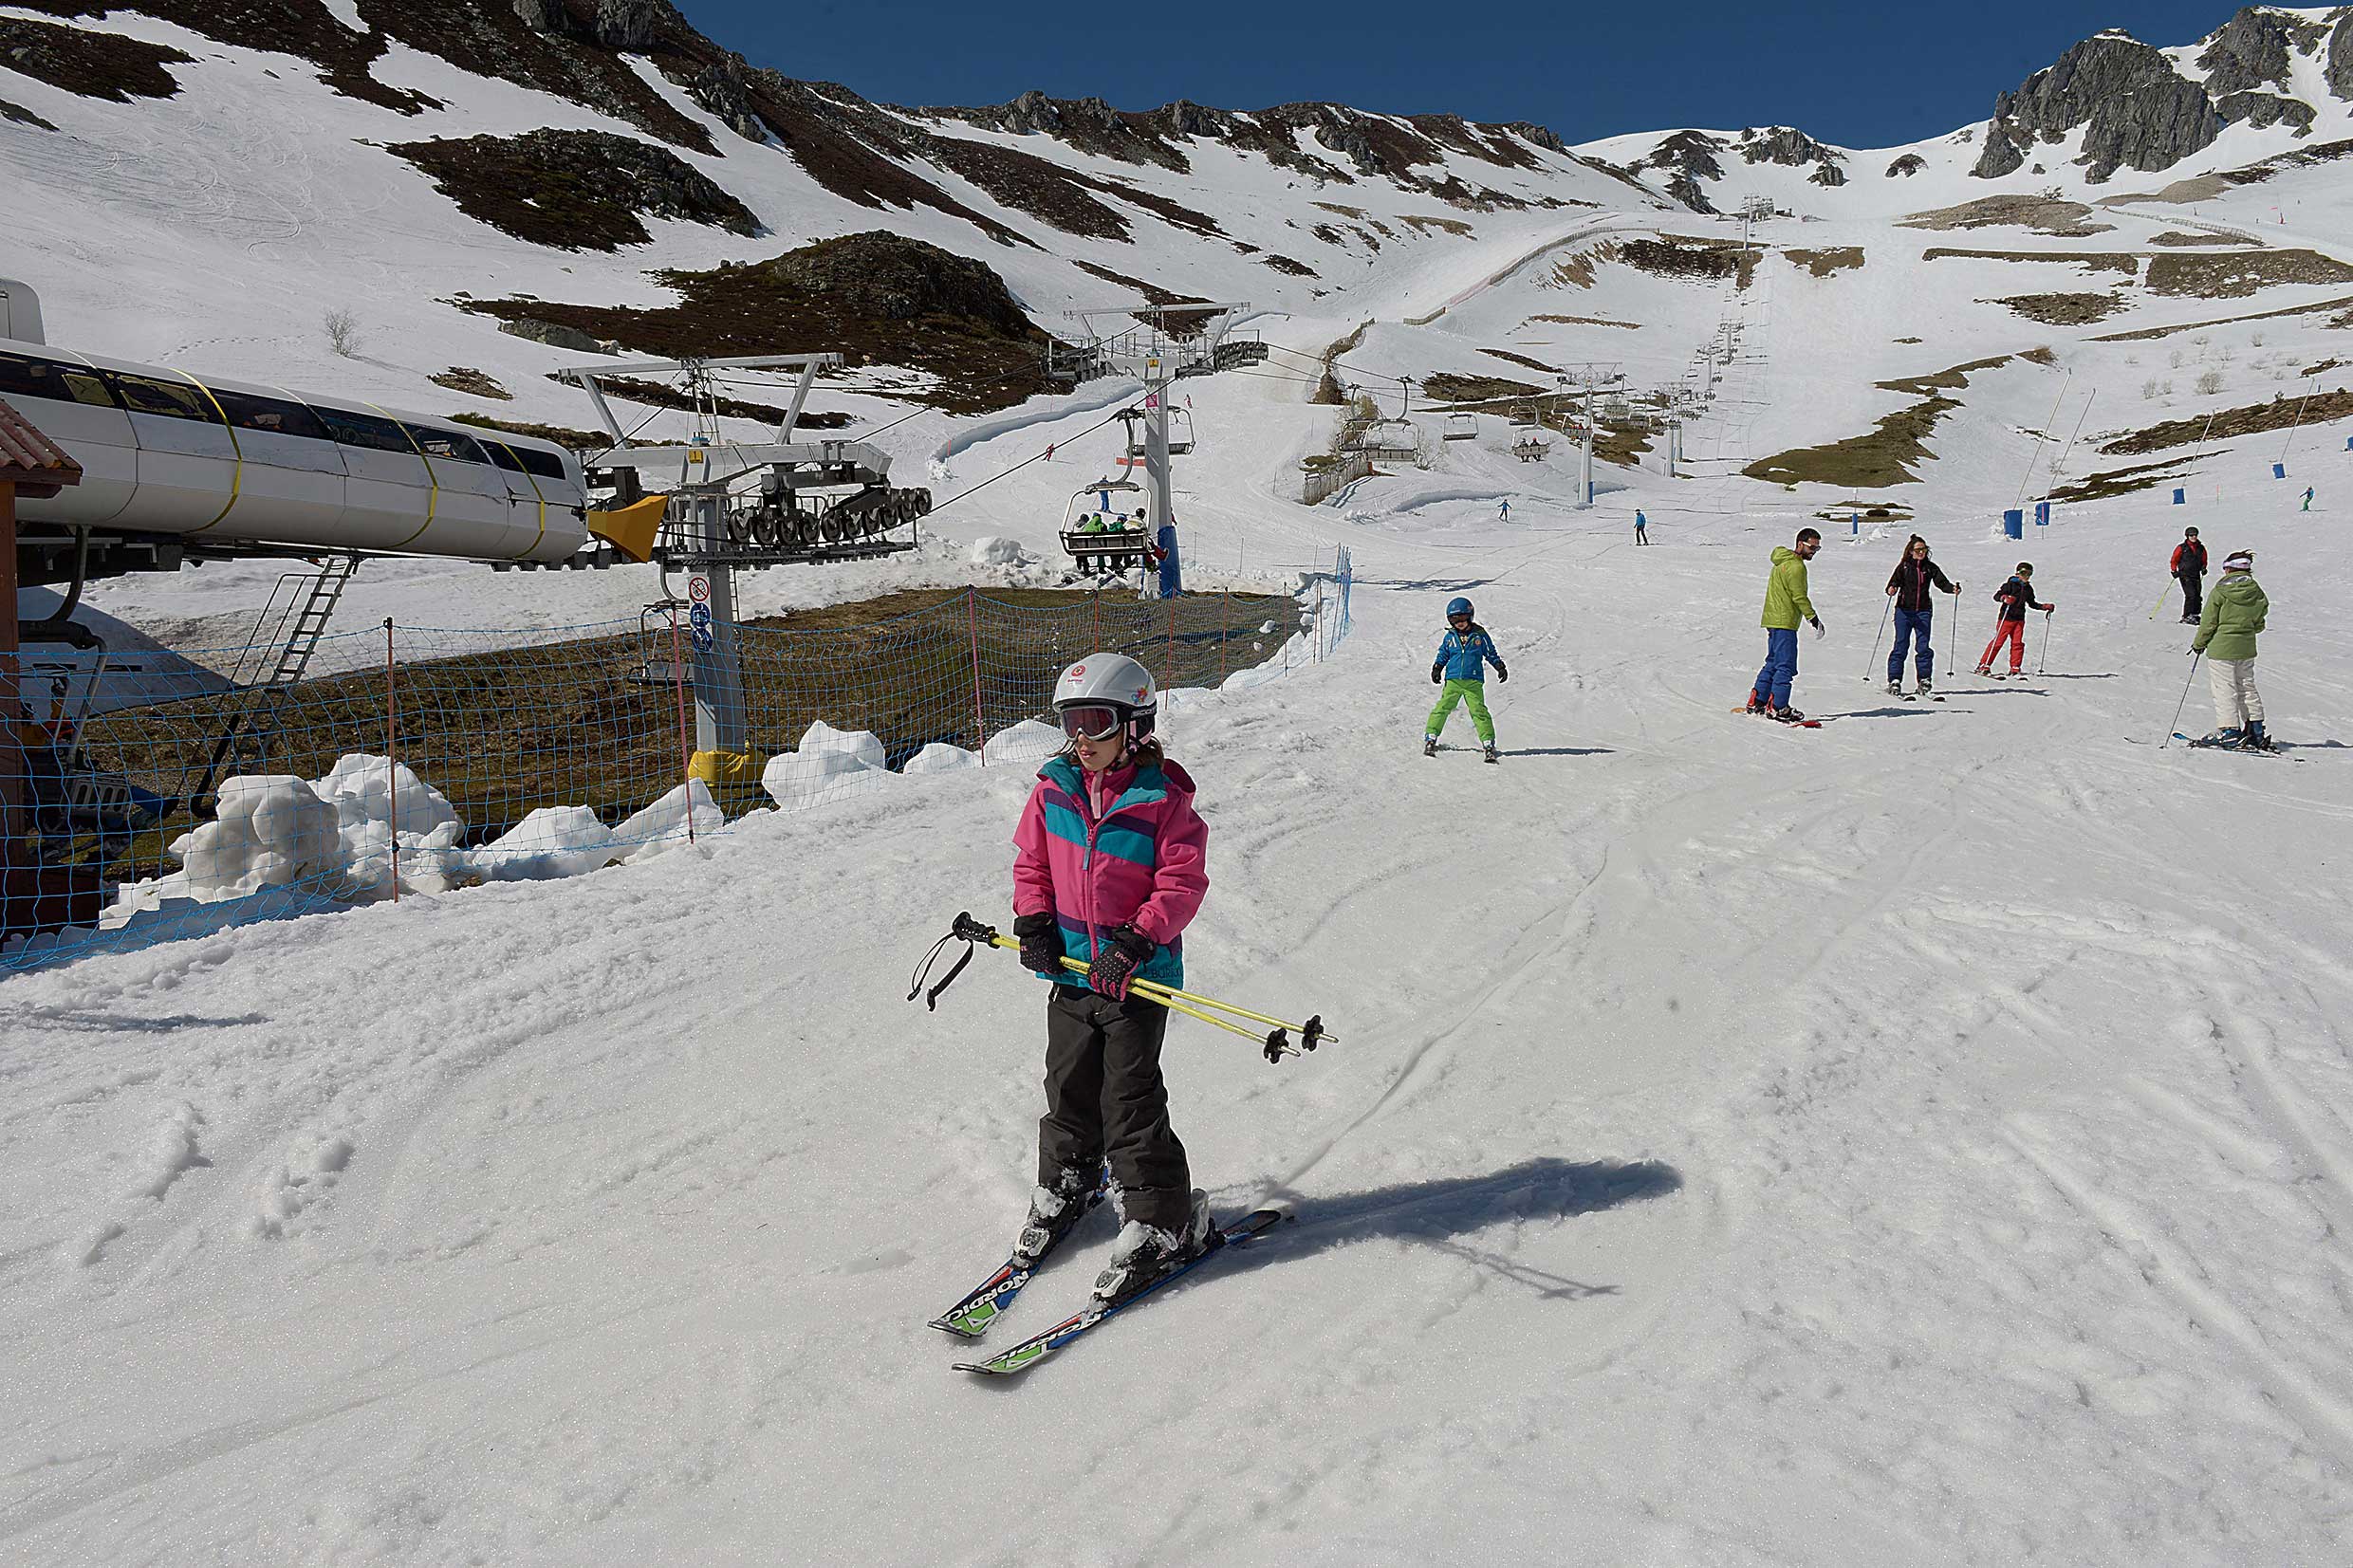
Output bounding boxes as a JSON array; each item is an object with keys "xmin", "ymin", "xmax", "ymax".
[
  {"xmin": 1166, "ymin": 406, "xmax": 1195, "ymax": 456},
  {"xmin": 1443, "ymin": 412, "xmax": 1476, "ymax": 441},
  {"xmin": 1058, "ymin": 477, "xmax": 1155, "ymax": 576}
]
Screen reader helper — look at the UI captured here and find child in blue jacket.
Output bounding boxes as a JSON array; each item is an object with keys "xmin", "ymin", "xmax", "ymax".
[{"xmin": 1425, "ymin": 596, "xmax": 1509, "ymax": 762}]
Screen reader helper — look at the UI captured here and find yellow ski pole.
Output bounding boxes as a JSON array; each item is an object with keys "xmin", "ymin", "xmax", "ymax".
[{"xmin": 911, "ymin": 914, "xmax": 1329, "ymax": 1061}]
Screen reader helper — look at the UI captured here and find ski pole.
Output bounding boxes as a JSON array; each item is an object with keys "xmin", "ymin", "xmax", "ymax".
[
  {"xmin": 2037, "ymin": 609, "xmax": 2051, "ymax": 674},
  {"xmin": 2147, "ymin": 580, "xmax": 2174, "ymax": 619},
  {"xmin": 2160, "ymin": 653, "xmax": 2200, "ymax": 747},
  {"xmin": 1864, "ymin": 595, "xmax": 1891, "ymax": 684},
  {"xmin": 911, "ymin": 914, "xmax": 1332, "ymax": 1061},
  {"xmin": 1946, "ymin": 581, "xmax": 1958, "ymax": 681}
]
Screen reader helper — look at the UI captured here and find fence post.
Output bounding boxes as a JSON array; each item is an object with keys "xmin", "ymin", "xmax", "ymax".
[
  {"xmin": 669, "ymin": 607, "xmax": 695, "ymax": 844},
  {"xmin": 1314, "ymin": 578, "xmax": 1326, "ymax": 662},
  {"xmin": 1091, "ymin": 587, "xmax": 1102, "ymax": 654},
  {"xmin": 1165, "ymin": 595, "xmax": 1177, "ymax": 687},
  {"xmin": 382, "ymin": 617, "xmax": 398, "ymax": 903},
  {"xmin": 967, "ymin": 586, "xmax": 987, "ymax": 765}
]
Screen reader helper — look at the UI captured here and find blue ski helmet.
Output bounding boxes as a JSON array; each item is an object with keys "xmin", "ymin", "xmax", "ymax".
[{"xmin": 1446, "ymin": 597, "xmax": 1473, "ymax": 619}]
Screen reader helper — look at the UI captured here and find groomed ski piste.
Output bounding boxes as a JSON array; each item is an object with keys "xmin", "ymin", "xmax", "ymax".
[
  {"xmin": 9, "ymin": 333, "xmax": 2353, "ymax": 1564},
  {"xmin": 9, "ymin": 10, "xmax": 2353, "ymax": 1563}
]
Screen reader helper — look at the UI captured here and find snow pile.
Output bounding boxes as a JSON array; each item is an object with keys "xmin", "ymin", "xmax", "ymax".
[
  {"xmin": 170, "ymin": 775, "xmax": 343, "ymax": 901},
  {"xmin": 968, "ymin": 535, "xmax": 1033, "ymax": 567},
  {"xmin": 761, "ymin": 721, "xmax": 892, "ymax": 812},
  {"xmin": 900, "ymin": 742, "xmax": 982, "ymax": 774},
  {"xmin": 476, "ymin": 805, "xmax": 619, "ymax": 882}
]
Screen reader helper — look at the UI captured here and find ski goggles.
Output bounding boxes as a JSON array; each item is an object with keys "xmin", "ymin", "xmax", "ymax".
[{"xmin": 1057, "ymin": 704, "xmax": 1127, "ymax": 741}]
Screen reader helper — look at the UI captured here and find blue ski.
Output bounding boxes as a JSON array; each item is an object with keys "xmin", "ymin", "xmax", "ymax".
[
  {"xmin": 953, "ymin": 1209, "xmax": 1287, "ymax": 1376},
  {"xmin": 930, "ymin": 1171, "xmax": 1112, "ymax": 1339}
]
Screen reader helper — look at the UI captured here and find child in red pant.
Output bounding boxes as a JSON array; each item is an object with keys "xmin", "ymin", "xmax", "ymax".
[{"xmin": 1977, "ymin": 563, "xmax": 2052, "ymax": 676}]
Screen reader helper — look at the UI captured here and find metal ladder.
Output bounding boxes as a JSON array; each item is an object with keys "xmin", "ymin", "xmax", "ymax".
[{"xmin": 186, "ymin": 553, "xmax": 362, "ymax": 817}]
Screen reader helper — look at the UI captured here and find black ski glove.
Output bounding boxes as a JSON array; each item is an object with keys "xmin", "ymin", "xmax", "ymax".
[
  {"xmin": 1087, "ymin": 925, "xmax": 1156, "ymax": 1001},
  {"xmin": 1431, "ymin": 665, "xmax": 1444, "ymax": 685},
  {"xmin": 1494, "ymin": 662, "xmax": 1509, "ymax": 682},
  {"xmin": 1012, "ymin": 911, "xmax": 1061, "ymax": 975}
]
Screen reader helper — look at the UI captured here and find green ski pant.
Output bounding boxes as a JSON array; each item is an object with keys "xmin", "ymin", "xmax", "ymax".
[{"xmin": 1426, "ymin": 678, "xmax": 1494, "ymax": 744}]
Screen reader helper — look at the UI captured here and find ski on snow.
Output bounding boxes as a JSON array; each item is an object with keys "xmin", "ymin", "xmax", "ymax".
[
  {"xmin": 929, "ymin": 1176, "xmax": 1110, "ymax": 1338},
  {"xmin": 952, "ymin": 1208, "xmax": 1287, "ymax": 1377},
  {"xmin": 1732, "ymin": 707, "xmax": 1821, "ymax": 729}
]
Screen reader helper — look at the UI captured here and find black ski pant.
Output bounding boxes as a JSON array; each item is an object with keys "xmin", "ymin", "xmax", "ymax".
[
  {"xmin": 2180, "ymin": 571, "xmax": 2203, "ymax": 620},
  {"xmin": 1037, "ymin": 985, "xmax": 1190, "ymax": 1231}
]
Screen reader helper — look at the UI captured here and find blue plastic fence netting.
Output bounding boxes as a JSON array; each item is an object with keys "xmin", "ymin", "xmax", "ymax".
[{"xmin": 5, "ymin": 583, "xmax": 1345, "ymax": 973}]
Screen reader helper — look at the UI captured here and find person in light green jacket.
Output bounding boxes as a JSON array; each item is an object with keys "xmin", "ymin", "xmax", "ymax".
[
  {"xmin": 1747, "ymin": 528, "xmax": 1824, "ymax": 719},
  {"xmin": 2191, "ymin": 549, "xmax": 2271, "ymax": 749}
]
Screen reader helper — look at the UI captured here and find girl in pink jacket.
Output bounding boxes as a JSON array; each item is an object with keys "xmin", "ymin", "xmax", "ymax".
[{"xmin": 1008, "ymin": 653, "xmax": 1213, "ymax": 1301}]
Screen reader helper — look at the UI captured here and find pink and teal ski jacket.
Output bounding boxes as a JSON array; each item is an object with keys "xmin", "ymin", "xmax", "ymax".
[{"xmin": 1012, "ymin": 753, "xmax": 1209, "ymax": 989}]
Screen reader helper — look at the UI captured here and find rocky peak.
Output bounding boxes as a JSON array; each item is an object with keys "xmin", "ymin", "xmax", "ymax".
[
  {"xmin": 1972, "ymin": 30, "xmax": 2221, "ymax": 182},
  {"xmin": 2330, "ymin": 9, "xmax": 2353, "ymax": 101},
  {"xmin": 2196, "ymin": 7, "xmax": 2328, "ymax": 97},
  {"xmin": 1737, "ymin": 125, "xmax": 1843, "ymax": 169}
]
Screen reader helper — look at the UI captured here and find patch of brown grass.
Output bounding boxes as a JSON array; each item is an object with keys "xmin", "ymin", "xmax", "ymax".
[
  {"xmin": 1785, "ymin": 247, "xmax": 1864, "ymax": 278},
  {"xmin": 1482, "ymin": 348, "xmax": 1556, "ymax": 375},
  {"xmin": 1994, "ymin": 293, "xmax": 2126, "ymax": 325},
  {"xmin": 430, "ymin": 368, "xmax": 511, "ymax": 401},
  {"xmin": 1424, "ymin": 372, "xmax": 1543, "ymax": 405},
  {"xmin": 1525, "ymin": 313, "xmax": 1640, "ymax": 330},
  {"xmin": 1922, "ymin": 249, "xmax": 2139, "ymax": 274},
  {"xmin": 2044, "ymin": 455, "xmax": 2197, "ymax": 504},
  {"xmin": 2149, "ymin": 231, "xmax": 2242, "ymax": 247},
  {"xmin": 2144, "ymin": 249, "xmax": 2353, "ymax": 299},
  {"xmin": 2101, "ymin": 390, "xmax": 2353, "ymax": 455},
  {"xmin": 1899, "ymin": 195, "xmax": 2113, "ymax": 237},
  {"xmin": 2094, "ymin": 292, "xmax": 2353, "ymax": 341}
]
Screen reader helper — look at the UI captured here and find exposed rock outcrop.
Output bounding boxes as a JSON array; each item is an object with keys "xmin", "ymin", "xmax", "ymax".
[
  {"xmin": 1886, "ymin": 154, "xmax": 1926, "ymax": 177},
  {"xmin": 2216, "ymin": 89, "xmax": 2317, "ymax": 133},
  {"xmin": 1972, "ymin": 31, "xmax": 2221, "ymax": 183},
  {"xmin": 1739, "ymin": 125, "xmax": 1843, "ymax": 170},
  {"xmin": 2329, "ymin": 11, "xmax": 2353, "ymax": 101},
  {"xmin": 385, "ymin": 127, "xmax": 760, "ymax": 250},
  {"xmin": 2196, "ymin": 6, "xmax": 2326, "ymax": 97}
]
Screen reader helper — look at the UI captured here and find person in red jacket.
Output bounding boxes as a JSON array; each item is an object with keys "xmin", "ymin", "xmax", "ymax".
[
  {"xmin": 1976, "ymin": 563, "xmax": 2052, "ymax": 676},
  {"xmin": 1009, "ymin": 653, "xmax": 1214, "ymax": 1301},
  {"xmin": 2171, "ymin": 526, "xmax": 2208, "ymax": 623}
]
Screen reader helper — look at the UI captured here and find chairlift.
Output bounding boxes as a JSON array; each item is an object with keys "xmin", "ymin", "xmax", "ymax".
[
  {"xmin": 1510, "ymin": 403, "xmax": 1539, "ymax": 428},
  {"xmin": 1511, "ymin": 434, "xmax": 1551, "ymax": 463},
  {"xmin": 628, "ymin": 600, "xmax": 695, "ymax": 688},
  {"xmin": 1444, "ymin": 412, "xmax": 1476, "ymax": 441},
  {"xmin": 1058, "ymin": 477, "xmax": 1157, "ymax": 575},
  {"xmin": 1167, "ymin": 406, "xmax": 1195, "ymax": 456}
]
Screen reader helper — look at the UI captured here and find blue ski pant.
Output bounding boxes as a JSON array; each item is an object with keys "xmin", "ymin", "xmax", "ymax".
[
  {"xmin": 1888, "ymin": 607, "xmax": 1935, "ymax": 683},
  {"xmin": 1754, "ymin": 627, "xmax": 1799, "ymax": 709}
]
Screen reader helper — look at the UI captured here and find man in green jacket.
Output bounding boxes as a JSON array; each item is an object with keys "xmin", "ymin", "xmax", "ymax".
[
  {"xmin": 2191, "ymin": 549, "xmax": 2271, "ymax": 749},
  {"xmin": 1748, "ymin": 527, "xmax": 1824, "ymax": 721}
]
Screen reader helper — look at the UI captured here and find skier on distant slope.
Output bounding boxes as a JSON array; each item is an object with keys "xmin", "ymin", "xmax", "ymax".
[
  {"xmin": 1883, "ymin": 534, "xmax": 1958, "ymax": 696},
  {"xmin": 1009, "ymin": 654, "xmax": 1214, "ymax": 1301},
  {"xmin": 2191, "ymin": 549, "xmax": 2272, "ymax": 749},
  {"xmin": 2171, "ymin": 526, "xmax": 2207, "ymax": 623},
  {"xmin": 1425, "ymin": 596, "xmax": 1509, "ymax": 762},
  {"xmin": 1747, "ymin": 527, "xmax": 1823, "ymax": 722},
  {"xmin": 1976, "ymin": 562, "xmax": 2052, "ymax": 677}
]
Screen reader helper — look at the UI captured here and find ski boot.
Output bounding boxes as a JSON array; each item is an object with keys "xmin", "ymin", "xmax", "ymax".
[
  {"xmin": 1422, "ymin": 735, "xmax": 1438, "ymax": 757},
  {"xmin": 1915, "ymin": 677, "xmax": 1934, "ymax": 697},
  {"xmin": 2239, "ymin": 720, "xmax": 2272, "ymax": 751},
  {"xmin": 1092, "ymin": 1190, "xmax": 1214, "ymax": 1305},
  {"xmin": 1744, "ymin": 690, "xmax": 1770, "ymax": 716},
  {"xmin": 1886, "ymin": 680, "xmax": 1903, "ymax": 696},
  {"xmin": 1973, "ymin": 664, "xmax": 1992, "ymax": 677},
  {"xmin": 1769, "ymin": 706, "xmax": 1807, "ymax": 724},
  {"xmin": 1482, "ymin": 743, "xmax": 1500, "ymax": 765},
  {"xmin": 1016, "ymin": 1167, "xmax": 1110, "ymax": 1265}
]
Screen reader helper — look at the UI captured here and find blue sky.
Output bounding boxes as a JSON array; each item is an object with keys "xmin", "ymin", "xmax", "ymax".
[{"xmin": 676, "ymin": 2, "xmax": 2249, "ymax": 151}]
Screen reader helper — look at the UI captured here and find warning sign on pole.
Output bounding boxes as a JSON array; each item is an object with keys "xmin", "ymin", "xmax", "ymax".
[{"xmin": 688, "ymin": 574, "xmax": 712, "ymax": 604}]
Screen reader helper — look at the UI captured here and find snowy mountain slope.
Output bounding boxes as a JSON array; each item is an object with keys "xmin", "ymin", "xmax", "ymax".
[
  {"xmin": 1579, "ymin": 6, "xmax": 2353, "ymax": 217},
  {"xmin": 5, "ymin": 395, "xmax": 2350, "ymax": 1562}
]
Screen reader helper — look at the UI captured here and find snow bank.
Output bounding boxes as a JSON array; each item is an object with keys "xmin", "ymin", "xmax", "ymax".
[
  {"xmin": 982, "ymin": 719, "xmax": 1063, "ymax": 766},
  {"xmin": 171, "ymin": 775, "xmax": 343, "ymax": 900},
  {"xmin": 763, "ymin": 721, "xmax": 891, "ymax": 811},
  {"xmin": 968, "ymin": 535, "xmax": 1034, "ymax": 567},
  {"xmin": 476, "ymin": 805, "xmax": 618, "ymax": 882},
  {"xmin": 901, "ymin": 742, "xmax": 981, "ymax": 774}
]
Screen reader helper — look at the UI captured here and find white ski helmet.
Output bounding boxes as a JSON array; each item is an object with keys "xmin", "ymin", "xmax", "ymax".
[{"xmin": 1053, "ymin": 653, "xmax": 1158, "ymax": 741}]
